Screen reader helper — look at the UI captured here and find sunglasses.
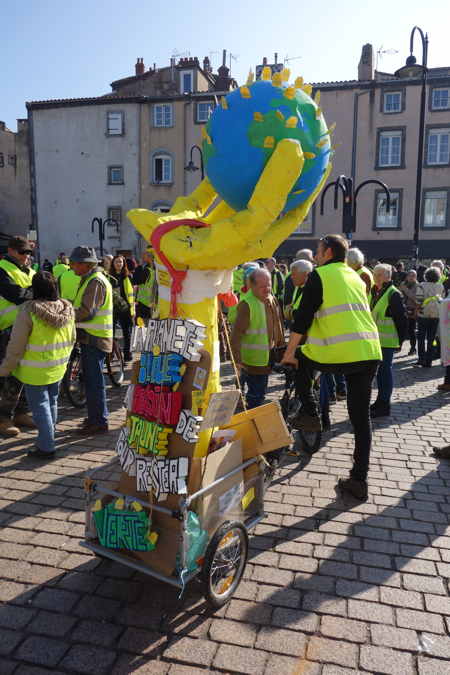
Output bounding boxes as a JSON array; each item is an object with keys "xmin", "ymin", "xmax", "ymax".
[{"xmin": 18, "ymin": 249, "xmax": 33, "ymax": 255}]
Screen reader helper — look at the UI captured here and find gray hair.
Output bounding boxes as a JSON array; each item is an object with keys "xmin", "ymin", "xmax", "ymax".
[
  {"xmin": 248, "ymin": 267, "xmax": 271, "ymax": 284},
  {"xmin": 290, "ymin": 259, "xmax": 313, "ymax": 274},
  {"xmin": 431, "ymin": 259, "xmax": 444, "ymax": 272},
  {"xmin": 347, "ymin": 248, "xmax": 365, "ymax": 268},
  {"xmin": 295, "ymin": 248, "xmax": 314, "ymax": 262},
  {"xmin": 374, "ymin": 263, "xmax": 392, "ymax": 280}
]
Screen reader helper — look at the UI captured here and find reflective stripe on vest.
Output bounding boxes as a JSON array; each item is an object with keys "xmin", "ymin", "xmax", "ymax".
[
  {"xmin": 240, "ymin": 291, "xmax": 270, "ymax": 367},
  {"xmin": 371, "ymin": 285, "xmax": 400, "ymax": 348},
  {"xmin": 302, "ymin": 262, "xmax": 382, "ymax": 364},
  {"xmin": 59, "ymin": 269, "xmax": 80, "ymax": 303},
  {"xmin": 0, "ymin": 259, "xmax": 34, "ymax": 331},
  {"xmin": 13, "ymin": 312, "xmax": 74, "ymax": 385},
  {"xmin": 123, "ymin": 276, "xmax": 135, "ymax": 317},
  {"xmin": 136, "ymin": 266, "xmax": 155, "ymax": 307},
  {"xmin": 422, "ymin": 295, "xmax": 439, "ymax": 308},
  {"xmin": 292, "ymin": 287, "xmax": 303, "ymax": 311},
  {"xmin": 74, "ymin": 271, "xmax": 113, "ymax": 338}
]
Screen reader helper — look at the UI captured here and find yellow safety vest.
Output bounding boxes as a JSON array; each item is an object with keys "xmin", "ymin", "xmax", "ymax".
[
  {"xmin": 302, "ymin": 262, "xmax": 381, "ymax": 364},
  {"xmin": 136, "ymin": 266, "xmax": 155, "ymax": 308},
  {"xmin": 59, "ymin": 269, "xmax": 80, "ymax": 303},
  {"xmin": 0, "ymin": 259, "xmax": 35, "ymax": 331},
  {"xmin": 13, "ymin": 310, "xmax": 75, "ymax": 385},
  {"xmin": 240, "ymin": 291, "xmax": 269, "ymax": 367},
  {"xmin": 371, "ymin": 285, "xmax": 400, "ymax": 348},
  {"xmin": 52, "ymin": 263, "xmax": 69, "ymax": 279},
  {"xmin": 123, "ymin": 276, "xmax": 135, "ymax": 318},
  {"xmin": 74, "ymin": 270, "xmax": 113, "ymax": 338}
]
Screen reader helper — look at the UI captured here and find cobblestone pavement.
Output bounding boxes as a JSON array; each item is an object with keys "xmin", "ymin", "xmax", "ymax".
[{"xmin": 0, "ymin": 349, "xmax": 449, "ymax": 674}]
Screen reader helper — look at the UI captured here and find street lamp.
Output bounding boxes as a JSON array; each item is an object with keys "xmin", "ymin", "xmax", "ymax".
[
  {"xmin": 91, "ymin": 217, "xmax": 119, "ymax": 257},
  {"xmin": 394, "ymin": 26, "xmax": 428, "ymax": 263},
  {"xmin": 184, "ymin": 144, "xmax": 204, "ymax": 179}
]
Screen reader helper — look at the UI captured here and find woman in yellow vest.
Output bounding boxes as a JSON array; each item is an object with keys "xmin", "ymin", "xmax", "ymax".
[
  {"xmin": 0, "ymin": 272, "xmax": 75, "ymax": 457},
  {"xmin": 415, "ymin": 266, "xmax": 444, "ymax": 368},
  {"xmin": 370, "ymin": 264, "xmax": 408, "ymax": 418},
  {"xmin": 110, "ymin": 255, "xmax": 135, "ymax": 361}
]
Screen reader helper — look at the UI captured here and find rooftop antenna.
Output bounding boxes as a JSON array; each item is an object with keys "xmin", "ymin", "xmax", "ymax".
[
  {"xmin": 229, "ymin": 52, "xmax": 239, "ymax": 74},
  {"xmin": 376, "ymin": 46, "xmax": 399, "ymax": 70},
  {"xmin": 171, "ymin": 49, "xmax": 191, "ymax": 60},
  {"xmin": 284, "ymin": 54, "xmax": 302, "ymax": 65}
]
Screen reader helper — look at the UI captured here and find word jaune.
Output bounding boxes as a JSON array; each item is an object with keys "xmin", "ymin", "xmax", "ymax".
[
  {"xmin": 138, "ymin": 352, "xmax": 184, "ymax": 386},
  {"xmin": 128, "ymin": 415, "xmax": 171, "ymax": 455},
  {"xmin": 132, "ymin": 384, "xmax": 182, "ymax": 426}
]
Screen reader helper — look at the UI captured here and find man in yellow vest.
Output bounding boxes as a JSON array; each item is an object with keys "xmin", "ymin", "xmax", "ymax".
[
  {"xmin": 231, "ymin": 268, "xmax": 285, "ymax": 409},
  {"xmin": 70, "ymin": 246, "xmax": 113, "ymax": 435},
  {"xmin": 284, "ymin": 259, "xmax": 313, "ymax": 324},
  {"xmin": 281, "ymin": 234, "xmax": 382, "ymax": 501},
  {"xmin": 52, "ymin": 256, "xmax": 70, "ymax": 279},
  {"xmin": 0, "ymin": 235, "xmax": 37, "ymax": 437},
  {"xmin": 59, "ymin": 262, "xmax": 81, "ymax": 303},
  {"xmin": 133, "ymin": 247, "xmax": 156, "ymax": 323}
]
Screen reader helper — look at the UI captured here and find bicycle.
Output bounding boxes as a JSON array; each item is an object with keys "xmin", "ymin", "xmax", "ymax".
[{"xmin": 63, "ymin": 339, "xmax": 125, "ymax": 408}]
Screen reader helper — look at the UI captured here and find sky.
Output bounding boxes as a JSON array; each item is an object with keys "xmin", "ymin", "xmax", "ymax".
[{"xmin": 2, "ymin": 0, "xmax": 450, "ymax": 130}]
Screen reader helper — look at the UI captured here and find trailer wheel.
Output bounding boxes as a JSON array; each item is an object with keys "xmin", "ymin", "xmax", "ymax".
[{"xmin": 201, "ymin": 521, "xmax": 248, "ymax": 610}]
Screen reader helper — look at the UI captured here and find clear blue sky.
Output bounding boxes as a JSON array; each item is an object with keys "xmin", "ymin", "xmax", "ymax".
[{"xmin": 3, "ymin": 0, "xmax": 449, "ymax": 130}]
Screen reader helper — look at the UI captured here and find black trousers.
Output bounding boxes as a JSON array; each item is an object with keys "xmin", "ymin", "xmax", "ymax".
[
  {"xmin": 115, "ymin": 311, "xmax": 133, "ymax": 356},
  {"xmin": 407, "ymin": 318, "xmax": 417, "ymax": 350},
  {"xmin": 296, "ymin": 353, "xmax": 378, "ymax": 482}
]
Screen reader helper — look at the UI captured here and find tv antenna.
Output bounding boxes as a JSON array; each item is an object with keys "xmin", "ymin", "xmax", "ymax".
[
  {"xmin": 284, "ymin": 55, "xmax": 302, "ymax": 65},
  {"xmin": 229, "ymin": 52, "xmax": 239, "ymax": 73},
  {"xmin": 376, "ymin": 46, "xmax": 399, "ymax": 70},
  {"xmin": 172, "ymin": 49, "xmax": 191, "ymax": 59}
]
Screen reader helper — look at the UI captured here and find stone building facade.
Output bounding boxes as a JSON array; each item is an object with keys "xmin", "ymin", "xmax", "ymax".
[{"xmin": 0, "ymin": 120, "xmax": 31, "ymax": 246}]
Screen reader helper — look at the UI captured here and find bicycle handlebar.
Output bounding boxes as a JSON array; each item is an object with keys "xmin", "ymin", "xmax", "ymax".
[{"xmin": 273, "ymin": 363, "xmax": 296, "ymax": 376}]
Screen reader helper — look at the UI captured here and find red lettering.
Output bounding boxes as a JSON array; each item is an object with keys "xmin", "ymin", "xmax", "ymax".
[{"xmin": 131, "ymin": 384, "xmax": 182, "ymax": 426}]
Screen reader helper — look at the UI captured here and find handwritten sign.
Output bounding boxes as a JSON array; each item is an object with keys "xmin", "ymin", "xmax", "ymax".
[
  {"xmin": 136, "ymin": 456, "xmax": 189, "ymax": 500},
  {"xmin": 116, "ymin": 427, "xmax": 136, "ymax": 475},
  {"xmin": 124, "ymin": 385, "xmax": 135, "ymax": 411},
  {"xmin": 132, "ymin": 384, "xmax": 182, "ymax": 426},
  {"xmin": 128, "ymin": 416, "xmax": 171, "ymax": 455},
  {"xmin": 200, "ymin": 390, "xmax": 240, "ymax": 430},
  {"xmin": 130, "ymin": 326, "xmax": 147, "ymax": 353},
  {"xmin": 175, "ymin": 409, "xmax": 203, "ymax": 443},
  {"xmin": 94, "ymin": 503, "xmax": 155, "ymax": 551},
  {"xmin": 144, "ymin": 318, "xmax": 206, "ymax": 361},
  {"xmin": 138, "ymin": 352, "xmax": 184, "ymax": 386}
]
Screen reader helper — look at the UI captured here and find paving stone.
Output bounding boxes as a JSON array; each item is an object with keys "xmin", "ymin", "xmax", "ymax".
[
  {"xmin": 59, "ymin": 645, "xmax": 116, "ymax": 674},
  {"xmin": 0, "ymin": 604, "xmax": 35, "ymax": 630},
  {"xmin": 360, "ymin": 645, "xmax": 415, "ymax": 675},
  {"xmin": 31, "ymin": 587, "xmax": 78, "ymax": 613},
  {"xmin": 209, "ymin": 618, "xmax": 257, "ymax": 647},
  {"xmin": 402, "ymin": 573, "xmax": 447, "ymax": 594},
  {"xmin": 380, "ymin": 587, "xmax": 423, "ymax": 609},
  {"xmin": 71, "ymin": 619, "xmax": 124, "ymax": 646},
  {"xmin": 74, "ymin": 595, "xmax": 121, "ymax": 621},
  {"xmin": 164, "ymin": 637, "xmax": 217, "ymax": 667},
  {"xmin": 255, "ymin": 627, "xmax": 307, "ymax": 656},
  {"xmin": 321, "ymin": 615, "xmax": 367, "ymax": 643},
  {"xmin": 424, "ymin": 594, "xmax": 450, "ymax": 614},
  {"xmin": 335, "ymin": 579, "xmax": 379, "ymax": 602},
  {"xmin": 307, "ymin": 636, "xmax": 359, "ymax": 668},
  {"xmin": 213, "ymin": 644, "xmax": 268, "ymax": 674},
  {"xmin": 418, "ymin": 656, "xmax": 450, "ymax": 674},
  {"xmin": 28, "ymin": 611, "xmax": 77, "ymax": 637},
  {"xmin": 16, "ymin": 635, "xmax": 68, "ymax": 666},
  {"xmin": 396, "ymin": 608, "xmax": 445, "ymax": 634},
  {"xmin": 370, "ymin": 624, "xmax": 418, "ymax": 651},
  {"xmin": 302, "ymin": 592, "xmax": 347, "ymax": 617},
  {"xmin": 271, "ymin": 607, "xmax": 319, "ymax": 633},
  {"xmin": 348, "ymin": 599, "xmax": 394, "ymax": 624},
  {"xmin": 256, "ymin": 585, "xmax": 301, "ymax": 608},
  {"xmin": 225, "ymin": 599, "xmax": 272, "ymax": 625}
]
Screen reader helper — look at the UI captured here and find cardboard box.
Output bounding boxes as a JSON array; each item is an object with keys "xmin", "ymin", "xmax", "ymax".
[{"xmin": 222, "ymin": 401, "xmax": 292, "ymax": 459}]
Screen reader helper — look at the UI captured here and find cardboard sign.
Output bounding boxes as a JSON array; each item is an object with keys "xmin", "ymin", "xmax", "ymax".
[
  {"xmin": 144, "ymin": 318, "xmax": 206, "ymax": 361},
  {"xmin": 200, "ymin": 390, "xmax": 240, "ymax": 430},
  {"xmin": 130, "ymin": 326, "xmax": 146, "ymax": 353},
  {"xmin": 138, "ymin": 352, "xmax": 184, "ymax": 386},
  {"xmin": 94, "ymin": 503, "xmax": 155, "ymax": 552},
  {"xmin": 128, "ymin": 416, "xmax": 171, "ymax": 455},
  {"xmin": 124, "ymin": 385, "xmax": 135, "ymax": 412},
  {"xmin": 175, "ymin": 409, "xmax": 203, "ymax": 443},
  {"xmin": 136, "ymin": 455, "xmax": 189, "ymax": 500},
  {"xmin": 132, "ymin": 384, "xmax": 182, "ymax": 426},
  {"xmin": 116, "ymin": 427, "xmax": 136, "ymax": 476}
]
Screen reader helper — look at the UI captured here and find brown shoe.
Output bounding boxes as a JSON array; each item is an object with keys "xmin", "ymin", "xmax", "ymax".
[
  {"xmin": 76, "ymin": 423, "xmax": 109, "ymax": 436},
  {"xmin": 0, "ymin": 417, "xmax": 20, "ymax": 438},
  {"xmin": 13, "ymin": 413, "xmax": 36, "ymax": 429},
  {"xmin": 437, "ymin": 383, "xmax": 450, "ymax": 392},
  {"xmin": 338, "ymin": 477, "xmax": 368, "ymax": 501}
]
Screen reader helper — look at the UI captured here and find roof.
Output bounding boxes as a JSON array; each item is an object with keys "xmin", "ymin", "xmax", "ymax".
[{"xmin": 26, "ymin": 91, "xmax": 229, "ymax": 111}]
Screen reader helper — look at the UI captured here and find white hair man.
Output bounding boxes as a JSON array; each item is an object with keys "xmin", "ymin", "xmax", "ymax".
[
  {"xmin": 285, "ymin": 259, "xmax": 313, "ymax": 323},
  {"xmin": 231, "ymin": 267, "xmax": 285, "ymax": 409},
  {"xmin": 431, "ymin": 259, "xmax": 447, "ymax": 284},
  {"xmin": 370, "ymin": 263, "xmax": 407, "ymax": 418},
  {"xmin": 347, "ymin": 248, "xmax": 373, "ymax": 295}
]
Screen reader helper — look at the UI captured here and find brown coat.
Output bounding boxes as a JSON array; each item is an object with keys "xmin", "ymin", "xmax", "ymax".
[{"xmin": 231, "ymin": 292, "xmax": 285, "ymax": 374}]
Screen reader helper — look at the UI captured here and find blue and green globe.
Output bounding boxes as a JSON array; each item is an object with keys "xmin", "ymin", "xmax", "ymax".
[{"xmin": 203, "ymin": 74, "xmax": 331, "ymax": 214}]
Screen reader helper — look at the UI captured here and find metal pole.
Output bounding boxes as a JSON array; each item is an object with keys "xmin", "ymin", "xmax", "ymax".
[{"xmin": 413, "ymin": 61, "xmax": 427, "ymax": 263}]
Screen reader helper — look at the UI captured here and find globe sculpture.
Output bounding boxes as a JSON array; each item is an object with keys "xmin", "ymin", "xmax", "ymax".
[{"xmin": 203, "ymin": 67, "xmax": 333, "ymax": 214}]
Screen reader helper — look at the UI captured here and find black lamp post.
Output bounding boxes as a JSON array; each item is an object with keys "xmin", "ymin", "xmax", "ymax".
[
  {"xmin": 394, "ymin": 26, "xmax": 428, "ymax": 263},
  {"xmin": 184, "ymin": 144, "xmax": 204, "ymax": 179},
  {"xmin": 91, "ymin": 217, "xmax": 119, "ymax": 257}
]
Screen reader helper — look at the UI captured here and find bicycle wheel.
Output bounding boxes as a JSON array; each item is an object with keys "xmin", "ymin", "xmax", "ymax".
[
  {"xmin": 106, "ymin": 340, "xmax": 125, "ymax": 386},
  {"xmin": 63, "ymin": 349, "xmax": 86, "ymax": 408},
  {"xmin": 202, "ymin": 521, "xmax": 248, "ymax": 610}
]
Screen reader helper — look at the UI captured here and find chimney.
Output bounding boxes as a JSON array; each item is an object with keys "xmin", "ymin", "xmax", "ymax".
[
  {"xmin": 358, "ymin": 44, "xmax": 373, "ymax": 81},
  {"xmin": 203, "ymin": 56, "xmax": 212, "ymax": 73},
  {"xmin": 170, "ymin": 57, "xmax": 175, "ymax": 81},
  {"xmin": 262, "ymin": 57, "xmax": 268, "ymax": 66},
  {"xmin": 222, "ymin": 49, "xmax": 227, "ymax": 67},
  {"xmin": 274, "ymin": 53, "xmax": 278, "ymax": 64},
  {"xmin": 135, "ymin": 58, "xmax": 145, "ymax": 76}
]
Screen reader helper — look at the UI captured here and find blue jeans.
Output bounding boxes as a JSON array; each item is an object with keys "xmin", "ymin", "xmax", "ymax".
[
  {"xmin": 240, "ymin": 371, "xmax": 268, "ymax": 409},
  {"xmin": 24, "ymin": 382, "xmax": 60, "ymax": 453},
  {"xmin": 80, "ymin": 344, "xmax": 108, "ymax": 425},
  {"xmin": 376, "ymin": 347, "xmax": 395, "ymax": 404}
]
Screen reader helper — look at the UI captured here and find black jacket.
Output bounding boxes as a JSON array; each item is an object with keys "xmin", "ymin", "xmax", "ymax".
[
  {"xmin": 370, "ymin": 281, "xmax": 408, "ymax": 345},
  {"xmin": 0, "ymin": 255, "xmax": 33, "ymax": 307}
]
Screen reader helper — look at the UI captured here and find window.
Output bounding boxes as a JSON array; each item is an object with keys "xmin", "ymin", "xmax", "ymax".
[
  {"xmin": 383, "ymin": 91, "xmax": 402, "ymax": 113},
  {"xmin": 8, "ymin": 155, "xmax": 16, "ymax": 168},
  {"xmin": 375, "ymin": 190, "xmax": 401, "ymax": 229},
  {"xmin": 180, "ymin": 70, "xmax": 193, "ymax": 93},
  {"xmin": 426, "ymin": 129, "xmax": 450, "ymax": 165},
  {"xmin": 377, "ymin": 130, "xmax": 403, "ymax": 168},
  {"xmin": 0, "ymin": 153, "xmax": 3, "ymax": 167},
  {"xmin": 108, "ymin": 166, "xmax": 124, "ymax": 185},
  {"xmin": 153, "ymin": 104, "xmax": 173, "ymax": 128},
  {"xmin": 431, "ymin": 88, "xmax": 450, "ymax": 110},
  {"xmin": 106, "ymin": 111, "xmax": 124, "ymax": 136},
  {"xmin": 152, "ymin": 153, "xmax": 173, "ymax": 184},
  {"xmin": 107, "ymin": 207, "xmax": 122, "ymax": 225},
  {"xmin": 423, "ymin": 190, "xmax": 447, "ymax": 229},
  {"xmin": 196, "ymin": 102, "xmax": 214, "ymax": 123}
]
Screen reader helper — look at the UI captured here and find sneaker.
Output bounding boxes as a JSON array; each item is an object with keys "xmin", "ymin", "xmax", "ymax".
[
  {"xmin": 291, "ymin": 411, "xmax": 322, "ymax": 432},
  {"xmin": 27, "ymin": 447, "xmax": 56, "ymax": 459},
  {"xmin": 13, "ymin": 413, "xmax": 36, "ymax": 429},
  {"xmin": 0, "ymin": 417, "xmax": 20, "ymax": 438},
  {"xmin": 437, "ymin": 383, "xmax": 450, "ymax": 392},
  {"xmin": 370, "ymin": 403, "xmax": 390, "ymax": 418},
  {"xmin": 76, "ymin": 423, "xmax": 109, "ymax": 436},
  {"xmin": 321, "ymin": 414, "xmax": 331, "ymax": 432},
  {"xmin": 338, "ymin": 477, "xmax": 368, "ymax": 501},
  {"xmin": 336, "ymin": 391, "xmax": 347, "ymax": 401}
]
